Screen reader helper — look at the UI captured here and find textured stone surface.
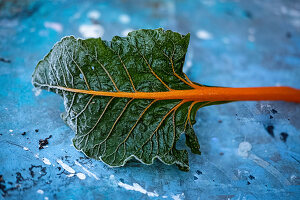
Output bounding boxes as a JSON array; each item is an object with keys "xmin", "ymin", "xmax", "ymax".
[{"xmin": 0, "ymin": 0, "xmax": 299, "ymax": 199}]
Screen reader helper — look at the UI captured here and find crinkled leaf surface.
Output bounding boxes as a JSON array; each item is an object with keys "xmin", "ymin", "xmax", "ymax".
[{"xmin": 32, "ymin": 28, "xmax": 225, "ymax": 171}]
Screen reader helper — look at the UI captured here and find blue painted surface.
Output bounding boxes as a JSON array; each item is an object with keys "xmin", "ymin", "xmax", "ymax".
[{"xmin": 0, "ymin": 0, "xmax": 300, "ymax": 199}]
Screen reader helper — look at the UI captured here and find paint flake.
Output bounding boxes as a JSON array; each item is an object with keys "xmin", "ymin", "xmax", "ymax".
[
  {"xmin": 42, "ymin": 158, "xmax": 51, "ymax": 165},
  {"xmin": 57, "ymin": 159, "xmax": 75, "ymax": 174},
  {"xmin": 118, "ymin": 182, "xmax": 159, "ymax": 197},
  {"xmin": 37, "ymin": 189, "xmax": 44, "ymax": 194},
  {"xmin": 76, "ymin": 173, "xmax": 86, "ymax": 180}
]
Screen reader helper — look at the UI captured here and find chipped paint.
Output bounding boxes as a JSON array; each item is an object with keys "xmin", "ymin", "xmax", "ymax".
[
  {"xmin": 171, "ymin": 193, "xmax": 185, "ymax": 200},
  {"xmin": 79, "ymin": 24, "xmax": 104, "ymax": 38},
  {"xmin": 23, "ymin": 147, "xmax": 29, "ymax": 151},
  {"xmin": 42, "ymin": 158, "xmax": 51, "ymax": 165},
  {"xmin": 74, "ymin": 160, "xmax": 99, "ymax": 180},
  {"xmin": 76, "ymin": 173, "xmax": 86, "ymax": 180},
  {"xmin": 237, "ymin": 142, "xmax": 252, "ymax": 157},
  {"xmin": 118, "ymin": 182, "xmax": 159, "ymax": 197},
  {"xmin": 44, "ymin": 22, "xmax": 63, "ymax": 33},
  {"xmin": 88, "ymin": 10, "xmax": 101, "ymax": 20},
  {"xmin": 119, "ymin": 14, "xmax": 130, "ymax": 24},
  {"xmin": 37, "ymin": 189, "xmax": 44, "ymax": 195},
  {"xmin": 56, "ymin": 159, "xmax": 75, "ymax": 174},
  {"xmin": 196, "ymin": 30, "xmax": 213, "ymax": 40}
]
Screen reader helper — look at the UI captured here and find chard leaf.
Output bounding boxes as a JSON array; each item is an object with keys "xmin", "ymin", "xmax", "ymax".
[{"xmin": 32, "ymin": 28, "xmax": 225, "ymax": 171}]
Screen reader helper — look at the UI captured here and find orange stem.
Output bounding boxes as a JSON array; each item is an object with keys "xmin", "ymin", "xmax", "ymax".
[
  {"xmin": 187, "ymin": 86, "xmax": 300, "ymax": 103},
  {"xmin": 48, "ymin": 85, "xmax": 300, "ymax": 103}
]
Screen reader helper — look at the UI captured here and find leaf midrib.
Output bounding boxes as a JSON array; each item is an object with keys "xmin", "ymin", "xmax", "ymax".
[
  {"xmin": 34, "ymin": 82, "xmax": 300, "ymax": 103},
  {"xmin": 32, "ymin": 82, "xmax": 218, "ymax": 101}
]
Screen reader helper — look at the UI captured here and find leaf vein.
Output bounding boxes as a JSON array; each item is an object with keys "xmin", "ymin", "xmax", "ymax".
[
  {"xmin": 134, "ymin": 100, "xmax": 186, "ymax": 156},
  {"xmin": 76, "ymin": 97, "xmax": 115, "ymax": 146},
  {"xmin": 66, "ymin": 49, "xmax": 91, "ymax": 90},
  {"xmin": 105, "ymin": 99, "xmax": 157, "ymax": 159},
  {"xmin": 71, "ymin": 95, "xmax": 95, "ymax": 120}
]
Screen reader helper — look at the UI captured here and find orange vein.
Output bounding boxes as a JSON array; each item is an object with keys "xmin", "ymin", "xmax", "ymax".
[
  {"xmin": 184, "ymin": 101, "xmax": 212, "ymax": 132},
  {"xmin": 117, "ymin": 100, "xmax": 158, "ymax": 149},
  {"xmin": 184, "ymin": 101, "xmax": 199, "ymax": 131},
  {"xmin": 170, "ymin": 58, "xmax": 198, "ymax": 88},
  {"xmin": 34, "ymin": 83, "xmax": 300, "ymax": 103},
  {"xmin": 77, "ymin": 97, "xmax": 114, "ymax": 143},
  {"xmin": 161, "ymin": 45, "xmax": 199, "ymax": 89},
  {"xmin": 93, "ymin": 47, "xmax": 120, "ymax": 92},
  {"xmin": 135, "ymin": 100, "xmax": 187, "ymax": 155},
  {"xmin": 140, "ymin": 54, "xmax": 173, "ymax": 91},
  {"xmin": 66, "ymin": 51, "xmax": 91, "ymax": 90},
  {"xmin": 71, "ymin": 95, "xmax": 94, "ymax": 120},
  {"xmin": 163, "ymin": 105, "xmax": 180, "ymax": 156},
  {"xmin": 101, "ymin": 98, "xmax": 134, "ymax": 157},
  {"xmin": 117, "ymin": 54, "xmax": 137, "ymax": 92}
]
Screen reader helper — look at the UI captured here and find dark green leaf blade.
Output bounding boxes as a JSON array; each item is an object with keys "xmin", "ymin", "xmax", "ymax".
[{"xmin": 32, "ymin": 28, "xmax": 223, "ymax": 171}]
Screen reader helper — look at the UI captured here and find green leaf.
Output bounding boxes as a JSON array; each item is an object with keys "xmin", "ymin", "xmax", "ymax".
[{"xmin": 32, "ymin": 28, "xmax": 226, "ymax": 171}]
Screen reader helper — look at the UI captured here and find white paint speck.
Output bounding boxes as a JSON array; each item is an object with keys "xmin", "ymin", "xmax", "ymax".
[
  {"xmin": 185, "ymin": 60, "xmax": 192, "ymax": 71},
  {"xmin": 121, "ymin": 28, "xmax": 134, "ymax": 36},
  {"xmin": 39, "ymin": 30, "xmax": 48, "ymax": 37},
  {"xmin": 132, "ymin": 183, "xmax": 147, "ymax": 194},
  {"xmin": 281, "ymin": 6, "xmax": 300, "ymax": 17},
  {"xmin": 37, "ymin": 189, "xmax": 44, "ymax": 194},
  {"xmin": 57, "ymin": 159, "xmax": 75, "ymax": 174},
  {"xmin": 222, "ymin": 37, "xmax": 230, "ymax": 44},
  {"xmin": 32, "ymin": 88, "xmax": 42, "ymax": 96},
  {"xmin": 248, "ymin": 35, "xmax": 255, "ymax": 42},
  {"xmin": 289, "ymin": 9, "xmax": 300, "ymax": 17},
  {"xmin": 79, "ymin": 24, "xmax": 104, "ymax": 38},
  {"xmin": 44, "ymin": 197, "xmax": 49, "ymax": 200},
  {"xmin": 67, "ymin": 174, "xmax": 75, "ymax": 177},
  {"xmin": 238, "ymin": 142, "xmax": 252, "ymax": 157},
  {"xmin": 88, "ymin": 10, "xmax": 101, "ymax": 20},
  {"xmin": 290, "ymin": 175, "xmax": 297, "ymax": 181},
  {"xmin": 44, "ymin": 22, "xmax": 63, "ymax": 33},
  {"xmin": 76, "ymin": 173, "xmax": 86, "ymax": 180},
  {"xmin": 183, "ymin": 50, "xmax": 193, "ymax": 73},
  {"xmin": 35, "ymin": 154, "xmax": 39, "ymax": 158},
  {"xmin": 162, "ymin": 196, "xmax": 168, "ymax": 198},
  {"xmin": 281, "ymin": 6, "xmax": 287, "ymax": 14},
  {"xmin": 71, "ymin": 12, "xmax": 81, "ymax": 20},
  {"xmin": 118, "ymin": 182, "xmax": 159, "ymax": 197},
  {"xmin": 23, "ymin": 147, "xmax": 29, "ymax": 151},
  {"xmin": 202, "ymin": 0, "xmax": 215, "ymax": 6},
  {"xmin": 147, "ymin": 191, "xmax": 159, "ymax": 197},
  {"xmin": 109, "ymin": 174, "xmax": 115, "ymax": 180},
  {"xmin": 9, "ymin": 129, "xmax": 13, "ymax": 133},
  {"xmin": 172, "ymin": 193, "xmax": 185, "ymax": 200},
  {"xmin": 196, "ymin": 30, "xmax": 213, "ymax": 40},
  {"xmin": 42, "ymin": 158, "xmax": 51, "ymax": 165},
  {"xmin": 291, "ymin": 19, "xmax": 300, "ymax": 28},
  {"xmin": 74, "ymin": 160, "xmax": 99, "ymax": 180},
  {"xmin": 119, "ymin": 14, "xmax": 130, "ymax": 24},
  {"xmin": 249, "ymin": 153, "xmax": 290, "ymax": 185},
  {"xmin": 248, "ymin": 27, "xmax": 255, "ymax": 34}
]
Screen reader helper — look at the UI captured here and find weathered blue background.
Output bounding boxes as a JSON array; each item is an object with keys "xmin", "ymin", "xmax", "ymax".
[{"xmin": 0, "ymin": 0, "xmax": 300, "ymax": 199}]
